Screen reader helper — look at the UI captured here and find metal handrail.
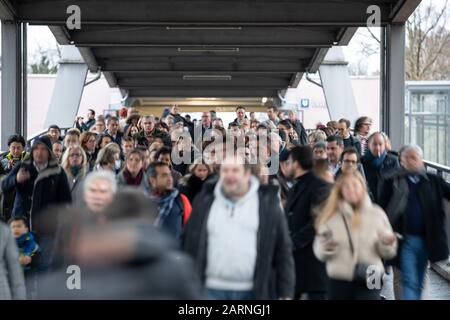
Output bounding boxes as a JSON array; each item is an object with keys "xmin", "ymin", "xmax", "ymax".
[
  {"xmin": 423, "ymin": 160, "xmax": 450, "ymax": 175},
  {"xmin": 424, "ymin": 160, "xmax": 450, "ymax": 181}
]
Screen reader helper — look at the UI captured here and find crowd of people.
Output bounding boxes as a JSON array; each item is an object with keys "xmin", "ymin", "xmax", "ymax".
[{"xmin": 0, "ymin": 104, "xmax": 448, "ymax": 300}]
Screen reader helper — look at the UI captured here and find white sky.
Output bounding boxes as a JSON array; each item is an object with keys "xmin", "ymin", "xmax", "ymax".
[{"xmin": 343, "ymin": 0, "xmax": 449, "ymax": 74}]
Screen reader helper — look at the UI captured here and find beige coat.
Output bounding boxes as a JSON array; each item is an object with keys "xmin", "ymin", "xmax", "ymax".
[{"xmin": 313, "ymin": 195, "xmax": 397, "ymax": 282}]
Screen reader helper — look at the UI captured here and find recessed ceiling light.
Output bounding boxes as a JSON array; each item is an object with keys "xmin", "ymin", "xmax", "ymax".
[
  {"xmin": 178, "ymin": 47, "xmax": 239, "ymax": 53},
  {"xmin": 167, "ymin": 26, "xmax": 242, "ymax": 30},
  {"xmin": 183, "ymin": 75, "xmax": 232, "ymax": 81}
]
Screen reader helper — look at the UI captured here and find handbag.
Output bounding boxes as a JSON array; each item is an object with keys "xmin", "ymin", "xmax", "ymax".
[{"xmin": 341, "ymin": 214, "xmax": 370, "ymax": 284}]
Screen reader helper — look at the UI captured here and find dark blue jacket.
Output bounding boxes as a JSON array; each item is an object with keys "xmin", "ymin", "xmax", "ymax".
[{"xmin": 1, "ymin": 155, "xmax": 72, "ymax": 232}]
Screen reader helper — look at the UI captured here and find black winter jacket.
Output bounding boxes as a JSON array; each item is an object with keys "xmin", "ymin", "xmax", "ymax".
[
  {"xmin": 378, "ymin": 169, "xmax": 450, "ymax": 265},
  {"xmin": 1, "ymin": 155, "xmax": 71, "ymax": 232},
  {"xmin": 182, "ymin": 180, "xmax": 295, "ymax": 299}
]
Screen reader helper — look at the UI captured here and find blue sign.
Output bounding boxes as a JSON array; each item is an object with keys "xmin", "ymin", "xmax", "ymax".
[{"xmin": 300, "ymin": 98, "xmax": 310, "ymax": 108}]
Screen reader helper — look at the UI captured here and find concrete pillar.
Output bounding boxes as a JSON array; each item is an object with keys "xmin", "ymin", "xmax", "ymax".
[
  {"xmin": 1, "ymin": 21, "xmax": 27, "ymax": 150},
  {"xmin": 381, "ymin": 24, "xmax": 406, "ymax": 151},
  {"xmin": 44, "ymin": 46, "xmax": 88, "ymax": 129},
  {"xmin": 319, "ymin": 47, "xmax": 359, "ymax": 125}
]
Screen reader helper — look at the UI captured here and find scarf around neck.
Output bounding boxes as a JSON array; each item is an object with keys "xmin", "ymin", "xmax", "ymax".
[
  {"xmin": 150, "ymin": 188, "xmax": 179, "ymax": 227},
  {"xmin": 366, "ymin": 150, "xmax": 387, "ymax": 169},
  {"xmin": 123, "ymin": 168, "xmax": 144, "ymax": 186}
]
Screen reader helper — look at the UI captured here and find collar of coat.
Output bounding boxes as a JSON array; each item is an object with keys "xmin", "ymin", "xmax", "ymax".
[{"xmin": 6, "ymin": 151, "xmax": 27, "ymax": 161}]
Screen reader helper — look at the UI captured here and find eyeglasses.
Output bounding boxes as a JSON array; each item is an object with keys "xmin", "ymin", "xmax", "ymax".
[{"xmin": 362, "ymin": 123, "xmax": 372, "ymax": 126}]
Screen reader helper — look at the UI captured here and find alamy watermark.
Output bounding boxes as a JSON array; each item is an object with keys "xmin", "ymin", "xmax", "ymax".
[
  {"xmin": 66, "ymin": 5, "xmax": 81, "ymax": 30},
  {"xmin": 66, "ymin": 265, "xmax": 81, "ymax": 290}
]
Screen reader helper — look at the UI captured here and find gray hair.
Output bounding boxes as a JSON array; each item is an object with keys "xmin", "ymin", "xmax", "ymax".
[
  {"xmin": 308, "ymin": 130, "xmax": 327, "ymax": 144},
  {"xmin": 83, "ymin": 170, "xmax": 118, "ymax": 194},
  {"xmin": 399, "ymin": 144, "xmax": 424, "ymax": 159}
]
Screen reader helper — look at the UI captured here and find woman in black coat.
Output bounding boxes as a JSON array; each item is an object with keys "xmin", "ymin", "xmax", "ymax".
[{"xmin": 179, "ymin": 160, "xmax": 212, "ymax": 203}]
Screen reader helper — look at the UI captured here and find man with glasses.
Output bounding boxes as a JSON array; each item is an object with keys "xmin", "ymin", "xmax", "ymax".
[
  {"xmin": 335, "ymin": 147, "xmax": 366, "ymax": 180},
  {"xmin": 354, "ymin": 116, "xmax": 372, "ymax": 156}
]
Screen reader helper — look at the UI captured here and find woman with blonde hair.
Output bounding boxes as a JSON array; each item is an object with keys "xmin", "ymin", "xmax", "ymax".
[
  {"xmin": 61, "ymin": 144, "xmax": 88, "ymax": 203},
  {"xmin": 313, "ymin": 171, "xmax": 397, "ymax": 300},
  {"xmin": 63, "ymin": 128, "xmax": 81, "ymax": 148}
]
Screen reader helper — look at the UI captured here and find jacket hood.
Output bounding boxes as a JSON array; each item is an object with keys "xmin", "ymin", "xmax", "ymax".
[
  {"xmin": 24, "ymin": 136, "xmax": 58, "ymax": 166},
  {"xmin": 213, "ymin": 175, "xmax": 260, "ymax": 205}
]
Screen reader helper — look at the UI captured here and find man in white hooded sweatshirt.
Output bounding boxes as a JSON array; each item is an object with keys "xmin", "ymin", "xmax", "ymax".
[{"xmin": 183, "ymin": 156, "xmax": 295, "ymax": 300}]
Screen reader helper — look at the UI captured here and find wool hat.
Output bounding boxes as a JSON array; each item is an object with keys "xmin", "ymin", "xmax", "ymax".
[{"xmin": 32, "ymin": 135, "xmax": 53, "ymax": 153}]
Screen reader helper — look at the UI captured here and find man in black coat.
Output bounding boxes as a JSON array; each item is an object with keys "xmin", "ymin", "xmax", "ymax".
[
  {"xmin": 105, "ymin": 116, "xmax": 124, "ymax": 148},
  {"xmin": 337, "ymin": 118, "xmax": 361, "ymax": 154},
  {"xmin": 361, "ymin": 132, "xmax": 400, "ymax": 202},
  {"xmin": 284, "ymin": 146, "xmax": 331, "ymax": 300},
  {"xmin": 1, "ymin": 135, "xmax": 72, "ymax": 271},
  {"xmin": 182, "ymin": 156, "xmax": 295, "ymax": 300},
  {"xmin": 378, "ymin": 144, "xmax": 450, "ymax": 300},
  {"xmin": 288, "ymin": 110, "xmax": 308, "ymax": 146}
]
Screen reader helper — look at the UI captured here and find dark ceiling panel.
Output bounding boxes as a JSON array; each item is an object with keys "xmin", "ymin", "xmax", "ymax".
[
  {"xmin": 69, "ymin": 26, "xmax": 337, "ymax": 47},
  {"xmin": 16, "ymin": 0, "xmax": 395, "ymax": 25},
  {"xmin": 3, "ymin": 0, "xmax": 421, "ymax": 98},
  {"xmin": 92, "ymin": 47, "xmax": 317, "ymax": 59}
]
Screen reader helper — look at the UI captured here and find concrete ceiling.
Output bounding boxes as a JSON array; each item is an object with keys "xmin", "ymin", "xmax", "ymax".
[{"xmin": 0, "ymin": 0, "xmax": 421, "ymax": 100}]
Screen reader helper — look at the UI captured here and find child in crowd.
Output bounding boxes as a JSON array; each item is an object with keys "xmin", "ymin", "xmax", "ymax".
[{"xmin": 9, "ymin": 217, "xmax": 40, "ymax": 299}]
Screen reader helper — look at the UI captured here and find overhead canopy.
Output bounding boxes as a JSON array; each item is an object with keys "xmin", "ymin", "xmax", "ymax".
[{"xmin": 0, "ymin": 0, "xmax": 421, "ymax": 99}]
